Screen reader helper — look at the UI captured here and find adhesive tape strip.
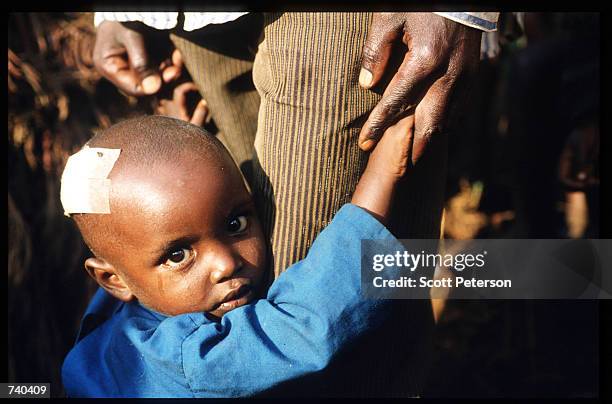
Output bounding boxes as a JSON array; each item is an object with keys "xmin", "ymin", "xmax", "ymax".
[{"xmin": 60, "ymin": 146, "xmax": 121, "ymax": 216}]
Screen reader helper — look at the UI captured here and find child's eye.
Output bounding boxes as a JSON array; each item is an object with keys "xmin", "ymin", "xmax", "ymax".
[
  {"xmin": 161, "ymin": 247, "xmax": 194, "ymax": 269},
  {"xmin": 227, "ymin": 215, "xmax": 248, "ymax": 234}
]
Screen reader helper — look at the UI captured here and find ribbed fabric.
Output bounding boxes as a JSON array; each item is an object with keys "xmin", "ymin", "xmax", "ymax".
[
  {"xmin": 252, "ymin": 13, "xmax": 447, "ymax": 277},
  {"xmin": 251, "ymin": 13, "xmax": 441, "ymax": 397},
  {"xmin": 172, "ymin": 12, "xmax": 446, "ymax": 397},
  {"xmin": 170, "ymin": 13, "xmax": 262, "ymax": 179}
]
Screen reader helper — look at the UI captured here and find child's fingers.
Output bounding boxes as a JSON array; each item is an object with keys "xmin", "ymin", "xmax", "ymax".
[
  {"xmin": 101, "ymin": 55, "xmax": 153, "ymax": 96},
  {"xmin": 363, "ymin": 112, "xmax": 415, "ymax": 180},
  {"xmin": 190, "ymin": 99, "xmax": 209, "ymax": 126},
  {"xmin": 375, "ymin": 114, "xmax": 415, "ymax": 176},
  {"xmin": 400, "ymin": 114, "xmax": 416, "ymax": 160},
  {"xmin": 394, "ymin": 114, "xmax": 415, "ymax": 135},
  {"xmin": 385, "ymin": 114, "xmax": 415, "ymax": 147}
]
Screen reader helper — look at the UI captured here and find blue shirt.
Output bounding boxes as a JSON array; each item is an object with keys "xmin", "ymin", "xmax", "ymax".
[{"xmin": 62, "ymin": 204, "xmax": 407, "ymax": 397}]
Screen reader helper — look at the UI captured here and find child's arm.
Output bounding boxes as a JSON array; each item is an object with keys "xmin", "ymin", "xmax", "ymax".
[
  {"xmin": 62, "ymin": 117, "xmax": 417, "ymax": 398},
  {"xmin": 62, "ymin": 206, "xmax": 406, "ymax": 398},
  {"xmin": 351, "ymin": 114, "xmax": 414, "ymax": 226},
  {"xmin": 178, "ymin": 115, "xmax": 416, "ymax": 397},
  {"xmin": 181, "ymin": 203, "xmax": 405, "ymax": 397}
]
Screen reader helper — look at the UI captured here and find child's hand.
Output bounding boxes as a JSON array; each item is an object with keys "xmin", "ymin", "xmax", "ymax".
[
  {"xmin": 351, "ymin": 114, "xmax": 414, "ymax": 225},
  {"xmin": 365, "ymin": 114, "xmax": 415, "ymax": 180}
]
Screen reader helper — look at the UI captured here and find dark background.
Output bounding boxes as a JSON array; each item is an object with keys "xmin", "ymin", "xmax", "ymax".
[{"xmin": 7, "ymin": 12, "xmax": 603, "ymax": 398}]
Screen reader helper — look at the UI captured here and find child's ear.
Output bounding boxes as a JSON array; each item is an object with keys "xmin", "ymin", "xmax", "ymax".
[{"xmin": 84, "ymin": 257, "xmax": 134, "ymax": 303}]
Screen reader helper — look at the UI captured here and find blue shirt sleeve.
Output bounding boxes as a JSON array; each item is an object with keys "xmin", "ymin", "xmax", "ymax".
[{"xmin": 181, "ymin": 203, "xmax": 406, "ymax": 397}]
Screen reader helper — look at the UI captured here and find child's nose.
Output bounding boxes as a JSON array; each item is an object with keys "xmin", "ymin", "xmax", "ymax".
[{"xmin": 207, "ymin": 242, "xmax": 243, "ymax": 284}]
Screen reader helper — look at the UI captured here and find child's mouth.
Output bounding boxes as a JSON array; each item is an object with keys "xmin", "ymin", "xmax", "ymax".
[{"xmin": 219, "ymin": 284, "xmax": 253, "ymax": 310}]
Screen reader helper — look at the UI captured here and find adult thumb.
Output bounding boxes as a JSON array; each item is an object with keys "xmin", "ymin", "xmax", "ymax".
[
  {"xmin": 359, "ymin": 15, "xmax": 400, "ymax": 89},
  {"xmin": 123, "ymin": 31, "xmax": 161, "ymax": 95}
]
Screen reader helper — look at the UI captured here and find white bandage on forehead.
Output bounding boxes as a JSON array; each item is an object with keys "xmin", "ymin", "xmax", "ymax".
[{"xmin": 60, "ymin": 145, "xmax": 121, "ymax": 217}]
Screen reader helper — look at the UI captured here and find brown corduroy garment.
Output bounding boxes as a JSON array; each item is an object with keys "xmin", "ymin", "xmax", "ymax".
[
  {"xmin": 171, "ymin": 12, "xmax": 446, "ymax": 397},
  {"xmin": 252, "ymin": 13, "xmax": 448, "ymax": 277},
  {"xmin": 170, "ymin": 14, "xmax": 262, "ymax": 181}
]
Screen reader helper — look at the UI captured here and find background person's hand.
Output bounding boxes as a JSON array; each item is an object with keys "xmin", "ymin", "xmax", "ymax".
[
  {"xmin": 358, "ymin": 13, "xmax": 482, "ymax": 163},
  {"xmin": 93, "ymin": 21, "xmax": 183, "ymax": 96},
  {"xmin": 156, "ymin": 81, "xmax": 209, "ymax": 126}
]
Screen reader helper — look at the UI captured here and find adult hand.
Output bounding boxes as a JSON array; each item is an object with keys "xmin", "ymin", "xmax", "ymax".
[
  {"xmin": 156, "ymin": 81, "xmax": 209, "ymax": 126},
  {"xmin": 359, "ymin": 13, "xmax": 482, "ymax": 163},
  {"xmin": 93, "ymin": 21, "xmax": 183, "ymax": 96}
]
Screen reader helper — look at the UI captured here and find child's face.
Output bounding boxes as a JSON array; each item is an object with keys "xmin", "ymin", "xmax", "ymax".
[{"xmin": 102, "ymin": 152, "xmax": 267, "ymax": 318}]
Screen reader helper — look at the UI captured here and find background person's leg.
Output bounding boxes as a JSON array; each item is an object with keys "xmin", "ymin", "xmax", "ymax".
[
  {"xmin": 252, "ymin": 12, "xmax": 446, "ymax": 397},
  {"xmin": 169, "ymin": 14, "xmax": 263, "ymax": 182},
  {"xmin": 252, "ymin": 12, "xmax": 447, "ymax": 277}
]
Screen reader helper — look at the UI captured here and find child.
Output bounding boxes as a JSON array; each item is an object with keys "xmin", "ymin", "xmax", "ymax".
[{"xmin": 61, "ymin": 114, "xmax": 415, "ymax": 397}]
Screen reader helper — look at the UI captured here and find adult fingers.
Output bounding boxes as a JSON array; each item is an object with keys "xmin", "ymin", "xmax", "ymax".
[
  {"xmin": 93, "ymin": 31, "xmax": 143, "ymax": 96},
  {"xmin": 172, "ymin": 82, "xmax": 199, "ymax": 108},
  {"xmin": 93, "ymin": 21, "xmax": 155, "ymax": 96},
  {"xmin": 359, "ymin": 47, "xmax": 439, "ymax": 151},
  {"xmin": 162, "ymin": 65, "xmax": 181, "ymax": 83},
  {"xmin": 359, "ymin": 13, "xmax": 402, "ymax": 89},
  {"xmin": 122, "ymin": 29, "xmax": 161, "ymax": 94},
  {"xmin": 411, "ymin": 56, "xmax": 478, "ymax": 164},
  {"xmin": 411, "ymin": 76, "xmax": 453, "ymax": 164},
  {"xmin": 190, "ymin": 100, "xmax": 209, "ymax": 127},
  {"xmin": 97, "ymin": 54, "xmax": 153, "ymax": 97},
  {"xmin": 162, "ymin": 49, "xmax": 184, "ymax": 83},
  {"xmin": 172, "ymin": 48, "xmax": 184, "ymax": 70}
]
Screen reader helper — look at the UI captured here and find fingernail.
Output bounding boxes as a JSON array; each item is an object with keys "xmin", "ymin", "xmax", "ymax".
[
  {"xmin": 359, "ymin": 68, "xmax": 373, "ymax": 88},
  {"xmin": 361, "ymin": 139, "xmax": 374, "ymax": 150},
  {"xmin": 142, "ymin": 74, "xmax": 161, "ymax": 94}
]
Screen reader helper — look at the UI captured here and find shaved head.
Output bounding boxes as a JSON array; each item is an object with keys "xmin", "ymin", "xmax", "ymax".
[
  {"xmin": 65, "ymin": 115, "xmax": 267, "ymax": 317},
  {"xmin": 71, "ymin": 115, "xmax": 238, "ymax": 260}
]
